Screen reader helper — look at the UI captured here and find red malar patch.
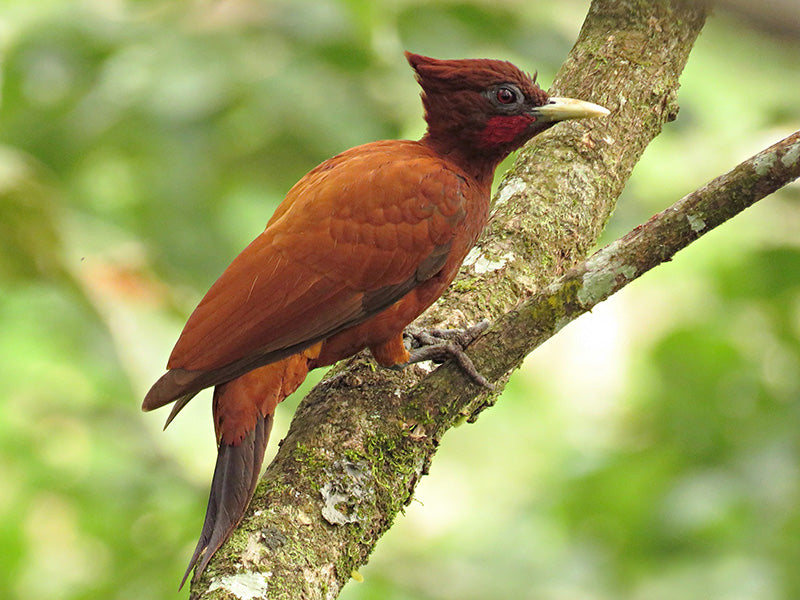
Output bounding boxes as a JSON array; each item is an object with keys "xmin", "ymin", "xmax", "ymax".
[{"xmin": 479, "ymin": 114, "xmax": 535, "ymax": 147}]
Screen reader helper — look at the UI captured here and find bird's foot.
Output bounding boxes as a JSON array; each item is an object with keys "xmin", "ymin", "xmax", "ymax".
[{"xmin": 393, "ymin": 320, "xmax": 493, "ymax": 388}]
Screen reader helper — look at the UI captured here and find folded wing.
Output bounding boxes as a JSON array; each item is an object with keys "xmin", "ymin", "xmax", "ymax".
[{"xmin": 143, "ymin": 141, "xmax": 469, "ymax": 411}]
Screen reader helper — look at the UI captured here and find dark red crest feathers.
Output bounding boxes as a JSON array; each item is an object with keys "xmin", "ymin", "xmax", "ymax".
[{"xmin": 405, "ymin": 52, "xmax": 546, "ymax": 103}]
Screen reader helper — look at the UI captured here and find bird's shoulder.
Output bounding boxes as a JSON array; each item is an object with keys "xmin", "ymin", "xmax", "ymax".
[
  {"xmin": 268, "ymin": 140, "xmax": 474, "ymax": 231},
  {"xmin": 264, "ymin": 140, "xmax": 474, "ymax": 291}
]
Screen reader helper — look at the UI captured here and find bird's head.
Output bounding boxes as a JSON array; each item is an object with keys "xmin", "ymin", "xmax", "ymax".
[{"xmin": 406, "ymin": 52, "xmax": 608, "ymax": 171}]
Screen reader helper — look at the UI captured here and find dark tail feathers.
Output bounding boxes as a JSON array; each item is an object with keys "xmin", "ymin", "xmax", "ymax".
[{"xmin": 180, "ymin": 412, "xmax": 273, "ymax": 588}]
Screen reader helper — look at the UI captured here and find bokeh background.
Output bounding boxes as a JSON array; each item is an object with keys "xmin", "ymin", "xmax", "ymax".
[{"xmin": 1, "ymin": 1, "xmax": 799, "ymax": 598}]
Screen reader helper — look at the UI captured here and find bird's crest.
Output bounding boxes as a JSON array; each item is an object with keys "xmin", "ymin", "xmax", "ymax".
[{"xmin": 405, "ymin": 52, "xmax": 547, "ymax": 106}]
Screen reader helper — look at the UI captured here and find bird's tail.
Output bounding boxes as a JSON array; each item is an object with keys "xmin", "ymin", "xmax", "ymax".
[
  {"xmin": 180, "ymin": 353, "xmax": 314, "ymax": 588},
  {"xmin": 180, "ymin": 410, "xmax": 273, "ymax": 588}
]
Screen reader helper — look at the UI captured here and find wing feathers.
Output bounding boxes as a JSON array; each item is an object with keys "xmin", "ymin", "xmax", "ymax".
[{"xmin": 148, "ymin": 141, "xmax": 472, "ymax": 408}]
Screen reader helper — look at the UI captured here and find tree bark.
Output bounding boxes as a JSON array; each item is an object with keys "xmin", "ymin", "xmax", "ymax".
[{"xmin": 191, "ymin": 1, "xmax": 719, "ymax": 598}]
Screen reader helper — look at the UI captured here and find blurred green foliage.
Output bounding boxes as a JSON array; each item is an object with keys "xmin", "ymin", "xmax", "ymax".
[{"xmin": 1, "ymin": 1, "xmax": 799, "ymax": 599}]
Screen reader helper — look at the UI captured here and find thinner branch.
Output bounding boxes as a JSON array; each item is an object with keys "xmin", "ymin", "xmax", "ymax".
[{"xmin": 439, "ymin": 129, "xmax": 800, "ymax": 410}]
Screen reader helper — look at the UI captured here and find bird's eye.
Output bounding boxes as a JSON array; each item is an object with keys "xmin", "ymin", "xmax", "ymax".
[{"xmin": 496, "ymin": 86, "xmax": 518, "ymax": 105}]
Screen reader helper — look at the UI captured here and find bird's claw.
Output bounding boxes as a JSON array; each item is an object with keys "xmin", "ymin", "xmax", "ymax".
[
  {"xmin": 393, "ymin": 320, "xmax": 493, "ymax": 388},
  {"xmin": 404, "ymin": 319, "xmax": 490, "ymax": 350}
]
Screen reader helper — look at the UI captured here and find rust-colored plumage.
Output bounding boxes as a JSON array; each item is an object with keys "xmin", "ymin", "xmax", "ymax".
[{"xmin": 143, "ymin": 52, "xmax": 608, "ymax": 586}]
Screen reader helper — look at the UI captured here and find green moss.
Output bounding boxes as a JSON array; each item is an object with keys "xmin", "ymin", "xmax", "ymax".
[
  {"xmin": 264, "ymin": 480, "xmax": 292, "ymax": 497},
  {"xmin": 294, "ymin": 443, "xmax": 328, "ymax": 470},
  {"xmin": 359, "ymin": 430, "xmax": 420, "ymax": 504},
  {"xmin": 452, "ymin": 413, "xmax": 469, "ymax": 428},
  {"xmin": 293, "ymin": 443, "xmax": 330, "ymax": 492},
  {"xmin": 450, "ymin": 277, "xmax": 482, "ymax": 293}
]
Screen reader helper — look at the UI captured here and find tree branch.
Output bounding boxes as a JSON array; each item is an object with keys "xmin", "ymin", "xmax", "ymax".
[
  {"xmin": 191, "ymin": 1, "xmax": 719, "ymax": 598},
  {"xmin": 446, "ymin": 129, "xmax": 800, "ymax": 409}
]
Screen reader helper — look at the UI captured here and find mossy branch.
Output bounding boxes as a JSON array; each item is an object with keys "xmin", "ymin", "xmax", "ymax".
[
  {"xmin": 434, "ymin": 129, "xmax": 800, "ymax": 421},
  {"xmin": 190, "ymin": 1, "xmax": 722, "ymax": 598}
]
